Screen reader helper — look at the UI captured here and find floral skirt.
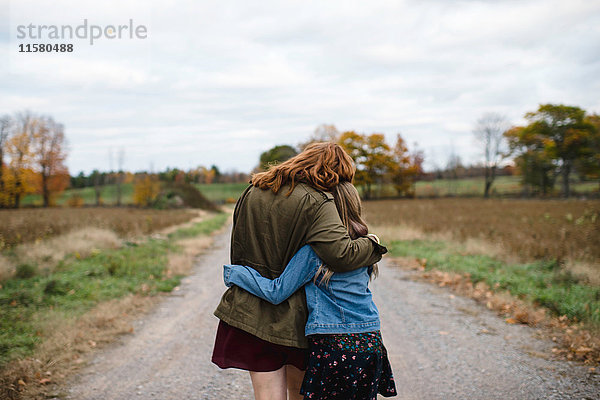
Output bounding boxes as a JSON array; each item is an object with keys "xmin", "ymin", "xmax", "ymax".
[{"xmin": 300, "ymin": 331, "xmax": 397, "ymax": 400}]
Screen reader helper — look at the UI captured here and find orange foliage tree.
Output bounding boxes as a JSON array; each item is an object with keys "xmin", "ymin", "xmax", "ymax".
[
  {"xmin": 390, "ymin": 135, "xmax": 424, "ymax": 198},
  {"xmin": 0, "ymin": 112, "xmax": 70, "ymax": 207},
  {"xmin": 32, "ymin": 116, "xmax": 69, "ymax": 206},
  {"xmin": 339, "ymin": 131, "xmax": 422, "ymax": 199},
  {"xmin": 133, "ymin": 174, "xmax": 161, "ymax": 207}
]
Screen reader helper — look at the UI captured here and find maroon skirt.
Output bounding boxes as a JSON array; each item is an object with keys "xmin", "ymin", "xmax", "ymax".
[{"xmin": 211, "ymin": 320, "xmax": 308, "ymax": 372}]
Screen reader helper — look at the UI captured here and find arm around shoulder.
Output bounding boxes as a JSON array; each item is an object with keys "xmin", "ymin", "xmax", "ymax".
[
  {"xmin": 222, "ymin": 245, "xmax": 322, "ymax": 305},
  {"xmin": 305, "ymin": 199, "xmax": 386, "ymax": 272}
]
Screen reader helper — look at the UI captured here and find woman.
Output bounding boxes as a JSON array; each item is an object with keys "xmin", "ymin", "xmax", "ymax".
[
  {"xmin": 223, "ymin": 181, "xmax": 397, "ymax": 399},
  {"xmin": 212, "ymin": 142, "xmax": 386, "ymax": 400}
]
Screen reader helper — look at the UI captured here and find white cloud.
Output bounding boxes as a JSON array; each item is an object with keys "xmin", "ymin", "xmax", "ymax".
[{"xmin": 1, "ymin": 0, "xmax": 599, "ymax": 174}]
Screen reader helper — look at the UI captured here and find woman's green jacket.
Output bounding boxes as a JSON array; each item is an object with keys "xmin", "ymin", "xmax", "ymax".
[{"xmin": 214, "ymin": 182, "xmax": 385, "ymax": 348}]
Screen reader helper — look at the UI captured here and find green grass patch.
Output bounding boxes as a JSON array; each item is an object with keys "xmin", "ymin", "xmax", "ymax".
[
  {"xmin": 388, "ymin": 239, "xmax": 600, "ymax": 326},
  {"xmin": 358, "ymin": 175, "xmax": 599, "ymax": 198},
  {"xmin": 0, "ymin": 213, "xmax": 228, "ymax": 366},
  {"xmin": 168, "ymin": 212, "xmax": 228, "ymax": 240},
  {"xmin": 194, "ymin": 183, "xmax": 248, "ymax": 203},
  {"xmin": 22, "ymin": 182, "xmax": 249, "ymax": 206},
  {"xmin": 21, "ymin": 177, "xmax": 598, "ymax": 206},
  {"xmin": 22, "ymin": 184, "xmax": 136, "ymax": 206}
]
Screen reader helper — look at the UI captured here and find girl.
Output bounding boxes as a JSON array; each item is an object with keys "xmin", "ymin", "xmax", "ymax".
[{"xmin": 223, "ymin": 182, "xmax": 397, "ymax": 400}]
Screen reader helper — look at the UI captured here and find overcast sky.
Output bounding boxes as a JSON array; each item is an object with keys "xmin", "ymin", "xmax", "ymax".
[{"xmin": 1, "ymin": 0, "xmax": 599, "ymax": 174}]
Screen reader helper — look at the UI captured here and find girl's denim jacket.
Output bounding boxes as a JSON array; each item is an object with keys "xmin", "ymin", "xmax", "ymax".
[{"xmin": 223, "ymin": 244, "xmax": 382, "ymax": 336}]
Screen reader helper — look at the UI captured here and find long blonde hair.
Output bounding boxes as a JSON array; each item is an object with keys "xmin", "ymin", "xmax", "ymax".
[
  {"xmin": 315, "ymin": 182, "xmax": 379, "ymax": 285},
  {"xmin": 251, "ymin": 142, "xmax": 355, "ymax": 196}
]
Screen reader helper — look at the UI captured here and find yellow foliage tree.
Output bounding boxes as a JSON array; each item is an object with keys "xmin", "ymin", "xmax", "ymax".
[
  {"xmin": 1, "ymin": 112, "xmax": 70, "ymax": 208},
  {"xmin": 339, "ymin": 131, "xmax": 395, "ymax": 199},
  {"xmin": 32, "ymin": 116, "xmax": 69, "ymax": 207},
  {"xmin": 5, "ymin": 126, "xmax": 36, "ymax": 207},
  {"xmin": 0, "ymin": 165, "xmax": 38, "ymax": 207},
  {"xmin": 133, "ymin": 174, "xmax": 161, "ymax": 207},
  {"xmin": 390, "ymin": 135, "xmax": 424, "ymax": 198}
]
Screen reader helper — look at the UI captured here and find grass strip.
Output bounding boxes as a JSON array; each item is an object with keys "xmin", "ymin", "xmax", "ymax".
[
  {"xmin": 388, "ymin": 240, "xmax": 600, "ymax": 327},
  {"xmin": 0, "ymin": 213, "xmax": 228, "ymax": 367},
  {"xmin": 167, "ymin": 212, "xmax": 228, "ymax": 240}
]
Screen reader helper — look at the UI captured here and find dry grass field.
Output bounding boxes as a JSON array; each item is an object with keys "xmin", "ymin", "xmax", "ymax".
[
  {"xmin": 0, "ymin": 208, "xmax": 196, "ymax": 249},
  {"xmin": 364, "ymin": 198, "xmax": 600, "ymax": 269},
  {"xmin": 364, "ymin": 198, "xmax": 600, "ymax": 363}
]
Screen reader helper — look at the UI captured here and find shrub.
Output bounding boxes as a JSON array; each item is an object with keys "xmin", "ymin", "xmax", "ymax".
[
  {"xmin": 67, "ymin": 194, "xmax": 84, "ymax": 207},
  {"xmin": 15, "ymin": 264, "xmax": 37, "ymax": 279},
  {"xmin": 154, "ymin": 182, "xmax": 220, "ymax": 211}
]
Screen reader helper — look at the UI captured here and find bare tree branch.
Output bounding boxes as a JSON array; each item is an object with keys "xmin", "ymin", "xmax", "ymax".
[{"xmin": 473, "ymin": 113, "xmax": 510, "ymax": 197}]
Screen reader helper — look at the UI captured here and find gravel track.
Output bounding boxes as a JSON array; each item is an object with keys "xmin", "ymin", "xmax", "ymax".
[{"xmin": 67, "ymin": 228, "xmax": 599, "ymax": 399}]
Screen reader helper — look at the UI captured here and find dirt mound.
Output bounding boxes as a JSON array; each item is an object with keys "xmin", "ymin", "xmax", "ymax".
[{"xmin": 154, "ymin": 182, "xmax": 220, "ymax": 211}]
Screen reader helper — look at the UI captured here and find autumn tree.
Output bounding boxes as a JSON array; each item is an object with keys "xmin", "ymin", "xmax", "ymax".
[
  {"xmin": 210, "ymin": 165, "xmax": 221, "ymax": 183},
  {"xmin": 5, "ymin": 112, "xmax": 37, "ymax": 208},
  {"xmin": 31, "ymin": 116, "xmax": 69, "ymax": 206},
  {"xmin": 390, "ymin": 135, "xmax": 423, "ymax": 198},
  {"xmin": 576, "ymin": 114, "xmax": 600, "ymax": 187},
  {"xmin": 133, "ymin": 174, "xmax": 161, "ymax": 207},
  {"xmin": 473, "ymin": 113, "xmax": 509, "ymax": 198},
  {"xmin": 197, "ymin": 166, "xmax": 216, "ymax": 184},
  {"xmin": 339, "ymin": 131, "xmax": 425, "ymax": 199},
  {"xmin": 338, "ymin": 132, "xmax": 388, "ymax": 199},
  {"xmin": 505, "ymin": 126, "xmax": 556, "ymax": 196},
  {"xmin": 259, "ymin": 145, "xmax": 298, "ymax": 170},
  {"xmin": 0, "ymin": 115, "xmax": 11, "ymax": 203},
  {"xmin": 510, "ymin": 104, "xmax": 596, "ymax": 197}
]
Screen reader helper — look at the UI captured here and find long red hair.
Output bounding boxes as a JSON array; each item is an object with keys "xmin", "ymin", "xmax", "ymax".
[{"xmin": 251, "ymin": 142, "xmax": 355, "ymax": 195}]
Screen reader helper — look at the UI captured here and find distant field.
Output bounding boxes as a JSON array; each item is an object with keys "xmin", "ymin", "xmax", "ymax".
[
  {"xmin": 21, "ymin": 182, "xmax": 250, "ymax": 206},
  {"xmin": 415, "ymin": 176, "xmax": 521, "ymax": 197},
  {"xmin": 364, "ymin": 198, "xmax": 600, "ymax": 268},
  {"xmin": 21, "ymin": 184, "xmax": 136, "ymax": 207},
  {"xmin": 0, "ymin": 208, "xmax": 196, "ymax": 248},
  {"xmin": 20, "ymin": 176, "xmax": 599, "ymax": 207},
  {"xmin": 366, "ymin": 198, "xmax": 600, "ymax": 330},
  {"xmin": 194, "ymin": 183, "xmax": 248, "ymax": 203},
  {"xmin": 357, "ymin": 175, "xmax": 598, "ymax": 198},
  {"xmin": 413, "ymin": 176, "xmax": 595, "ymax": 198}
]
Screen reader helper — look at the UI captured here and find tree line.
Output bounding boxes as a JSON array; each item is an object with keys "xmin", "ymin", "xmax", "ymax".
[
  {"xmin": 259, "ymin": 125, "xmax": 425, "ymax": 199},
  {"xmin": 260, "ymin": 103, "xmax": 600, "ymax": 199},
  {"xmin": 70, "ymin": 166, "xmax": 250, "ymax": 206},
  {"xmin": 2, "ymin": 103, "xmax": 598, "ymax": 208}
]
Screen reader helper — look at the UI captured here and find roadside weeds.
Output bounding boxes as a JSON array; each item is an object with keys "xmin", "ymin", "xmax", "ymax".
[
  {"xmin": 0, "ymin": 211, "xmax": 230, "ymax": 400},
  {"xmin": 388, "ymin": 256, "xmax": 600, "ymax": 367}
]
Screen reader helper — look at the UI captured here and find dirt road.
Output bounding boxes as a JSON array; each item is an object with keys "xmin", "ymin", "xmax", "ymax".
[{"xmin": 67, "ymin": 229, "xmax": 599, "ymax": 400}]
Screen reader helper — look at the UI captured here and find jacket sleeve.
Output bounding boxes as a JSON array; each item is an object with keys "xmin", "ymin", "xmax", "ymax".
[
  {"xmin": 223, "ymin": 245, "xmax": 321, "ymax": 305},
  {"xmin": 306, "ymin": 198, "xmax": 387, "ymax": 272}
]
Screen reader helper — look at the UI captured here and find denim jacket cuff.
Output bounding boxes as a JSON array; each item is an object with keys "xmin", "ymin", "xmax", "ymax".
[{"xmin": 223, "ymin": 265, "xmax": 233, "ymax": 287}]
